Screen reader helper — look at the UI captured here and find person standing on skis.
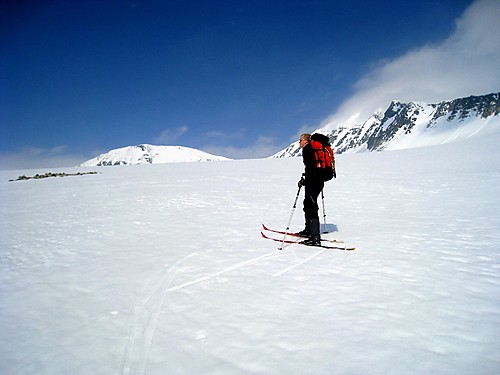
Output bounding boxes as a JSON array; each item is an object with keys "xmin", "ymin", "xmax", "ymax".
[{"xmin": 297, "ymin": 133, "xmax": 324, "ymax": 246}]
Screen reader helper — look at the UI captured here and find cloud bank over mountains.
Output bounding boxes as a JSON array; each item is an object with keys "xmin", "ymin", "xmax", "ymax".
[{"xmin": 319, "ymin": 0, "xmax": 500, "ymax": 131}]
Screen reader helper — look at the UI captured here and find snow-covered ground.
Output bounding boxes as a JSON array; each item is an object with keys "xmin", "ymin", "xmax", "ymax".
[{"xmin": 1, "ymin": 133, "xmax": 499, "ymax": 375}]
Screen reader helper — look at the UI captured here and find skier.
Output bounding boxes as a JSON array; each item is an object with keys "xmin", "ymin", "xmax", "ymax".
[{"xmin": 297, "ymin": 133, "xmax": 324, "ymax": 246}]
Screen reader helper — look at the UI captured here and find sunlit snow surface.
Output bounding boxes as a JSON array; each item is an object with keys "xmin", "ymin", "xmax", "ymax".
[{"xmin": 1, "ymin": 135, "xmax": 500, "ymax": 374}]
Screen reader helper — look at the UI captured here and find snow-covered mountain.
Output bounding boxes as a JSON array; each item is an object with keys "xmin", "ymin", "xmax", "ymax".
[
  {"xmin": 274, "ymin": 92, "xmax": 500, "ymax": 158},
  {"xmin": 80, "ymin": 144, "xmax": 229, "ymax": 167}
]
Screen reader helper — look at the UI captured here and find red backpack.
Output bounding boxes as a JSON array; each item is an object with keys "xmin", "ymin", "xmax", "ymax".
[{"xmin": 310, "ymin": 133, "xmax": 336, "ymax": 181}]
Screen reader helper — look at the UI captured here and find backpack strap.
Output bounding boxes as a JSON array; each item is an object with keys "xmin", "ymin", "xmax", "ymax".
[{"xmin": 310, "ymin": 140, "xmax": 327, "ymax": 168}]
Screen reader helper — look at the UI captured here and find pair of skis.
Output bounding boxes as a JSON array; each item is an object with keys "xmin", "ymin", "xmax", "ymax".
[{"xmin": 261, "ymin": 224, "xmax": 356, "ymax": 251}]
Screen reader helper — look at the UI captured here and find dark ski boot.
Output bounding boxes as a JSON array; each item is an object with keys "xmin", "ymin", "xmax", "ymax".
[
  {"xmin": 297, "ymin": 228, "xmax": 311, "ymax": 237},
  {"xmin": 298, "ymin": 213, "xmax": 311, "ymax": 237},
  {"xmin": 300, "ymin": 218, "xmax": 321, "ymax": 246}
]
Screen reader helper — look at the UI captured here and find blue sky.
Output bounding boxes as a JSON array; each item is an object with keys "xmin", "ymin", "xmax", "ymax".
[{"xmin": 1, "ymin": 0, "xmax": 499, "ymax": 169}]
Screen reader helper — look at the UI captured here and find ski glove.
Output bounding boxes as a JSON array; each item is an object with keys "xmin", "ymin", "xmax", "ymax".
[{"xmin": 298, "ymin": 176, "xmax": 305, "ymax": 188}]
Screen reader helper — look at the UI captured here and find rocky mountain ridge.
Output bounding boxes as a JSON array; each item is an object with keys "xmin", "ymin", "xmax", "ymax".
[{"xmin": 274, "ymin": 92, "xmax": 499, "ymax": 158}]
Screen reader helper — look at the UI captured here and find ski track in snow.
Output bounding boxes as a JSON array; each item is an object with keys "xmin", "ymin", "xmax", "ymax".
[
  {"xmin": 122, "ymin": 242, "xmax": 323, "ymax": 374},
  {"xmin": 164, "ymin": 252, "xmax": 279, "ymax": 293},
  {"xmin": 121, "ymin": 252, "xmax": 199, "ymax": 375},
  {"xmin": 273, "ymin": 248, "xmax": 327, "ymax": 277},
  {"xmin": 122, "ymin": 251, "xmax": 276, "ymax": 375}
]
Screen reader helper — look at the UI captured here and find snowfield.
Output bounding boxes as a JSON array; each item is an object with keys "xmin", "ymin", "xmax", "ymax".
[{"xmin": 1, "ymin": 133, "xmax": 500, "ymax": 374}]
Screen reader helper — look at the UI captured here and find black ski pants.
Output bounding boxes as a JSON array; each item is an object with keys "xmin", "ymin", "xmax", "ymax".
[{"xmin": 303, "ymin": 178, "xmax": 324, "ymax": 221}]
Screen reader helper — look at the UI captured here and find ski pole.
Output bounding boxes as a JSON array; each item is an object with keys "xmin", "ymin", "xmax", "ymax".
[
  {"xmin": 321, "ymin": 189, "xmax": 327, "ymax": 233},
  {"xmin": 279, "ymin": 185, "xmax": 302, "ymax": 250}
]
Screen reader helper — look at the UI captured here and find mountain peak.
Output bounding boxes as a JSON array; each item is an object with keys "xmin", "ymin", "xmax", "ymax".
[
  {"xmin": 80, "ymin": 144, "xmax": 229, "ymax": 167},
  {"xmin": 274, "ymin": 91, "xmax": 500, "ymax": 157}
]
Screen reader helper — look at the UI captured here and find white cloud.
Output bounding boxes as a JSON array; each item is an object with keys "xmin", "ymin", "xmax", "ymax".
[
  {"xmin": 202, "ymin": 128, "xmax": 247, "ymax": 142},
  {"xmin": 0, "ymin": 146, "xmax": 88, "ymax": 170},
  {"xmin": 202, "ymin": 135, "xmax": 281, "ymax": 159},
  {"xmin": 320, "ymin": 0, "xmax": 500, "ymax": 130},
  {"xmin": 153, "ymin": 125, "xmax": 189, "ymax": 144}
]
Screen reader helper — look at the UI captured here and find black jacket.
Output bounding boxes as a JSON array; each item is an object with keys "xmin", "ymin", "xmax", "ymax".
[{"xmin": 302, "ymin": 143, "xmax": 323, "ymax": 183}]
